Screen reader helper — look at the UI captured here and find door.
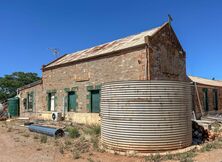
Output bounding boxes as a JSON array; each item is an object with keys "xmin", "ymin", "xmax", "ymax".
[
  {"xmin": 91, "ymin": 90, "xmax": 100, "ymax": 113},
  {"xmin": 68, "ymin": 91, "xmax": 76, "ymax": 111}
]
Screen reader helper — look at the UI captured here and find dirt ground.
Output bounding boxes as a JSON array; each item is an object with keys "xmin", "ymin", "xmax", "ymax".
[{"xmin": 0, "ymin": 120, "xmax": 222, "ymax": 162}]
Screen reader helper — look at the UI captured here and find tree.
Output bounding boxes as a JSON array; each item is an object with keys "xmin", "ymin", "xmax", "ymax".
[{"xmin": 0, "ymin": 72, "xmax": 40, "ymax": 102}]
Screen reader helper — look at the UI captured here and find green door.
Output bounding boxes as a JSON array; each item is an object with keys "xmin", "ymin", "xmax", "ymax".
[
  {"xmin": 91, "ymin": 90, "xmax": 100, "ymax": 113},
  {"xmin": 8, "ymin": 97, "xmax": 19, "ymax": 117},
  {"xmin": 68, "ymin": 91, "xmax": 76, "ymax": 111}
]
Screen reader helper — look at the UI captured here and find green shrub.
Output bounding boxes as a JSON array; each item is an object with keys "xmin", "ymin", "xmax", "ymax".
[
  {"xmin": 66, "ymin": 127, "xmax": 80, "ymax": 138},
  {"xmin": 83, "ymin": 124, "xmax": 101, "ymax": 136}
]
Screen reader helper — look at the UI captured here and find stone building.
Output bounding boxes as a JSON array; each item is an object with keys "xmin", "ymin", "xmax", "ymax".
[
  {"xmin": 18, "ymin": 22, "xmax": 187, "ymax": 124},
  {"xmin": 189, "ymin": 76, "xmax": 222, "ymax": 119}
]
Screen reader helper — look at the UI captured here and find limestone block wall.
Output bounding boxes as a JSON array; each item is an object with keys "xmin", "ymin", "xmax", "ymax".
[
  {"xmin": 192, "ymin": 84, "xmax": 222, "ymax": 118},
  {"xmin": 149, "ymin": 24, "xmax": 186, "ymax": 81}
]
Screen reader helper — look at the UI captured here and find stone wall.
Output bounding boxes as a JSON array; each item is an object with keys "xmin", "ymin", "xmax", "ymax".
[
  {"xmin": 41, "ymin": 46, "xmax": 146, "ymax": 115},
  {"xmin": 192, "ymin": 84, "xmax": 222, "ymax": 118},
  {"xmin": 18, "ymin": 83, "xmax": 43, "ymax": 118},
  {"xmin": 18, "ymin": 25, "xmax": 188, "ymax": 124},
  {"xmin": 149, "ymin": 24, "xmax": 186, "ymax": 81}
]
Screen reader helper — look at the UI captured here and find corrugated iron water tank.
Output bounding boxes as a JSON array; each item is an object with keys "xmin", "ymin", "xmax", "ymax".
[
  {"xmin": 8, "ymin": 97, "xmax": 19, "ymax": 117},
  {"xmin": 101, "ymin": 80, "xmax": 192, "ymax": 153}
]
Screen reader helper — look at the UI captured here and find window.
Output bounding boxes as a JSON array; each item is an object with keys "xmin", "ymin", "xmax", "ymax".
[
  {"xmin": 23, "ymin": 98, "xmax": 27, "ymax": 109},
  {"xmin": 68, "ymin": 91, "xmax": 77, "ymax": 112},
  {"xmin": 213, "ymin": 89, "xmax": 218, "ymax": 111},
  {"xmin": 203, "ymin": 88, "xmax": 209, "ymax": 112},
  {"xmin": 27, "ymin": 92, "xmax": 34, "ymax": 111},
  {"xmin": 47, "ymin": 93, "xmax": 55, "ymax": 111}
]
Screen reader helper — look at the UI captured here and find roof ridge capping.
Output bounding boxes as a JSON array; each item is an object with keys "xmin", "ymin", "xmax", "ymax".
[{"xmin": 44, "ymin": 22, "xmax": 168, "ymax": 69}]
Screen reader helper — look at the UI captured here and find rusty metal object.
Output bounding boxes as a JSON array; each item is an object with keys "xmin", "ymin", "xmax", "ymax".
[
  {"xmin": 44, "ymin": 25, "xmax": 163, "ymax": 69},
  {"xmin": 101, "ymin": 80, "xmax": 192, "ymax": 152}
]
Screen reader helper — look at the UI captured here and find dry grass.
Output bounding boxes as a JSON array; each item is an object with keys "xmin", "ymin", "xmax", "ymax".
[
  {"xmin": 59, "ymin": 146, "xmax": 65, "ymax": 154},
  {"xmin": 7, "ymin": 128, "xmax": 12, "ymax": 132},
  {"xmin": 200, "ymin": 140, "xmax": 222, "ymax": 152},
  {"xmin": 65, "ymin": 126, "xmax": 80, "ymax": 138},
  {"xmin": 83, "ymin": 124, "xmax": 101, "ymax": 136},
  {"xmin": 0, "ymin": 121, "xmax": 101, "ymax": 160},
  {"xmin": 33, "ymin": 135, "xmax": 39, "ymax": 139},
  {"xmin": 72, "ymin": 150, "xmax": 80, "ymax": 159},
  {"xmin": 40, "ymin": 135, "xmax": 48, "ymax": 143},
  {"xmin": 22, "ymin": 133, "xmax": 30, "ymax": 138},
  {"xmin": 144, "ymin": 151, "xmax": 196, "ymax": 162}
]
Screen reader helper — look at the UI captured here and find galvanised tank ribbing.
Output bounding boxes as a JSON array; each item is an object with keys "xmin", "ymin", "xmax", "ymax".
[{"xmin": 101, "ymin": 80, "xmax": 192, "ymax": 152}]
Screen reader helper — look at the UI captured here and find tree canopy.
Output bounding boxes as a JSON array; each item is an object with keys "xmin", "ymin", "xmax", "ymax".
[{"xmin": 0, "ymin": 72, "xmax": 40, "ymax": 102}]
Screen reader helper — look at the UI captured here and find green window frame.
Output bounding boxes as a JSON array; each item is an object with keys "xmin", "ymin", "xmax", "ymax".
[
  {"xmin": 47, "ymin": 92, "xmax": 56, "ymax": 111},
  {"xmin": 64, "ymin": 87, "xmax": 78, "ymax": 112},
  {"xmin": 203, "ymin": 88, "xmax": 209, "ymax": 112},
  {"xmin": 67, "ymin": 91, "xmax": 77, "ymax": 112},
  {"xmin": 91, "ymin": 90, "xmax": 100, "ymax": 113},
  {"xmin": 213, "ymin": 89, "xmax": 218, "ymax": 111},
  {"xmin": 23, "ymin": 98, "xmax": 27, "ymax": 110},
  {"xmin": 27, "ymin": 92, "xmax": 34, "ymax": 112},
  {"xmin": 86, "ymin": 85, "xmax": 101, "ymax": 113},
  {"xmin": 88, "ymin": 90, "xmax": 100, "ymax": 113},
  {"xmin": 47, "ymin": 93, "xmax": 51, "ymax": 111}
]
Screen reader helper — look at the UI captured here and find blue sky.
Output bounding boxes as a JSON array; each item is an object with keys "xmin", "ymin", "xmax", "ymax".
[{"xmin": 0, "ymin": 0, "xmax": 222, "ymax": 79}]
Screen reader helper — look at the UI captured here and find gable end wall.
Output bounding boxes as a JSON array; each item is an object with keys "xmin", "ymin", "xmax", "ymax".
[{"xmin": 149, "ymin": 24, "xmax": 186, "ymax": 81}]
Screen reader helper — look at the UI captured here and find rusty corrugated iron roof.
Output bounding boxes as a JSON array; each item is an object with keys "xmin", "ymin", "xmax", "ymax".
[
  {"xmin": 189, "ymin": 76, "xmax": 222, "ymax": 87},
  {"xmin": 45, "ymin": 23, "xmax": 165, "ymax": 68}
]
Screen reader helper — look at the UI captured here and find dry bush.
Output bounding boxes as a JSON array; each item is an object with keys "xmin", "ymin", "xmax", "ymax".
[
  {"xmin": 65, "ymin": 127, "xmax": 80, "ymax": 138},
  {"xmin": 40, "ymin": 135, "xmax": 48, "ymax": 143}
]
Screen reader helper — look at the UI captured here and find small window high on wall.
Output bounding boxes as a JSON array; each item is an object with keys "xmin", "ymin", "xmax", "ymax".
[
  {"xmin": 213, "ymin": 89, "xmax": 218, "ymax": 111},
  {"xmin": 202, "ymin": 88, "xmax": 209, "ymax": 112}
]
